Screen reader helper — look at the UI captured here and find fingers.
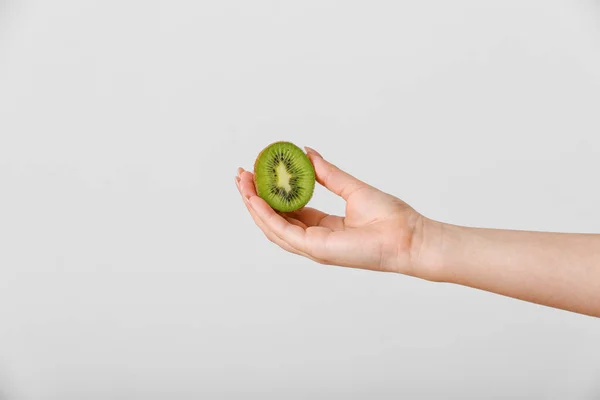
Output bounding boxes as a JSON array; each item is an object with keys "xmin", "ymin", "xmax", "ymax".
[
  {"xmin": 237, "ymin": 170, "xmax": 257, "ymax": 198},
  {"xmin": 285, "ymin": 207, "xmax": 328, "ymax": 227},
  {"xmin": 246, "ymin": 193, "xmax": 335, "ymax": 264},
  {"xmin": 237, "ymin": 177, "xmax": 306, "ymax": 258},
  {"xmin": 246, "ymin": 194, "xmax": 308, "ymax": 253},
  {"xmin": 305, "ymin": 147, "xmax": 370, "ymax": 201},
  {"xmin": 282, "ymin": 215, "xmax": 308, "ymax": 230},
  {"xmin": 236, "ymin": 169, "xmax": 326, "ymax": 264},
  {"xmin": 286, "ymin": 207, "xmax": 345, "ymax": 231},
  {"xmin": 236, "ymin": 169, "xmax": 305, "ymax": 252}
]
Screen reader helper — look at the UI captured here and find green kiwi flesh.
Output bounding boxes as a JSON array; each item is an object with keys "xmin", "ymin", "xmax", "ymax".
[{"xmin": 253, "ymin": 142, "xmax": 316, "ymax": 212}]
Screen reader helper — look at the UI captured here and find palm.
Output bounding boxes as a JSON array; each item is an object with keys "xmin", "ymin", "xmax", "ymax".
[
  {"xmin": 330, "ymin": 188, "xmax": 417, "ymax": 272},
  {"xmin": 345, "ymin": 186, "xmax": 405, "ymax": 226},
  {"xmin": 236, "ymin": 148, "xmax": 420, "ymax": 273}
]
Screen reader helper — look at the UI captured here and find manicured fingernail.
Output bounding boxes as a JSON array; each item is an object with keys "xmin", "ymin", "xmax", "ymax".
[{"xmin": 304, "ymin": 146, "xmax": 322, "ymax": 158}]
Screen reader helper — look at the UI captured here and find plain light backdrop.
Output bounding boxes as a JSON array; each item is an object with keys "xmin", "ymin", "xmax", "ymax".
[{"xmin": 1, "ymin": 1, "xmax": 599, "ymax": 399}]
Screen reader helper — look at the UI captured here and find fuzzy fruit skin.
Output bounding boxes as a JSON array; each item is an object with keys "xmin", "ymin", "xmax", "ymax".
[{"xmin": 253, "ymin": 141, "xmax": 315, "ymax": 212}]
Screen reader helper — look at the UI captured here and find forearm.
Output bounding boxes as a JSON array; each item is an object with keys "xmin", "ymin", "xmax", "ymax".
[{"xmin": 419, "ymin": 220, "xmax": 600, "ymax": 317}]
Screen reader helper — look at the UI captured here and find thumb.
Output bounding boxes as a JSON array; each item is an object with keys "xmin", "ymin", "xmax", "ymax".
[{"xmin": 305, "ymin": 147, "xmax": 370, "ymax": 200}]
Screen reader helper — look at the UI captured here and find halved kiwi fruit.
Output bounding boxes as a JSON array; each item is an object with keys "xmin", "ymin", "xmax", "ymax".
[{"xmin": 253, "ymin": 141, "xmax": 316, "ymax": 212}]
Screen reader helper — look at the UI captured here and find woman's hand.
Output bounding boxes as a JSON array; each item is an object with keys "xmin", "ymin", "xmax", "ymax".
[
  {"xmin": 235, "ymin": 147, "xmax": 441, "ymax": 281},
  {"xmin": 236, "ymin": 146, "xmax": 600, "ymax": 316}
]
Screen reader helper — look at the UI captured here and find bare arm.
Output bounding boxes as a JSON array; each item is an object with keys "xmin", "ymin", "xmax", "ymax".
[
  {"xmin": 237, "ymin": 147, "xmax": 600, "ymax": 318},
  {"xmin": 419, "ymin": 220, "xmax": 600, "ymax": 317}
]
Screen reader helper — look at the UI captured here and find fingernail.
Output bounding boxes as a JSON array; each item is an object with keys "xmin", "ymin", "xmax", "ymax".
[
  {"xmin": 304, "ymin": 146, "xmax": 322, "ymax": 158},
  {"xmin": 237, "ymin": 167, "xmax": 244, "ymax": 176},
  {"xmin": 234, "ymin": 176, "xmax": 240, "ymax": 187}
]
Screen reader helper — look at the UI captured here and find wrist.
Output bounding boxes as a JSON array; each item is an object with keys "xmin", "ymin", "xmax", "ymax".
[{"xmin": 409, "ymin": 216, "xmax": 455, "ymax": 282}]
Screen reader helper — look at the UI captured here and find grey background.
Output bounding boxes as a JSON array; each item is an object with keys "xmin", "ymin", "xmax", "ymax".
[{"xmin": 1, "ymin": 0, "xmax": 599, "ymax": 399}]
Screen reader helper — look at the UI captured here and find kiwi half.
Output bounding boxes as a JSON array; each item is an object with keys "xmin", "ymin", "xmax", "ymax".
[{"xmin": 253, "ymin": 141, "xmax": 316, "ymax": 212}]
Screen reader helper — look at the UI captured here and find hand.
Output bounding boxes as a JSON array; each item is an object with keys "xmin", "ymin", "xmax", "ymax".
[
  {"xmin": 235, "ymin": 147, "xmax": 440, "ymax": 280},
  {"xmin": 236, "ymin": 147, "xmax": 600, "ymax": 316}
]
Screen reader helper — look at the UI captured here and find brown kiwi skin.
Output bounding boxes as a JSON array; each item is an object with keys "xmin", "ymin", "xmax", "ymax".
[{"xmin": 252, "ymin": 141, "xmax": 313, "ymax": 211}]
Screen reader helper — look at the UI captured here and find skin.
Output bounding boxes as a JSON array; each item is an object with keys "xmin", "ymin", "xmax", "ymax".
[{"xmin": 236, "ymin": 146, "xmax": 600, "ymax": 318}]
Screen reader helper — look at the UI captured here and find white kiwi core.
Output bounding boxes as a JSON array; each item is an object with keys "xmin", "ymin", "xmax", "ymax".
[{"xmin": 275, "ymin": 162, "xmax": 293, "ymax": 193}]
